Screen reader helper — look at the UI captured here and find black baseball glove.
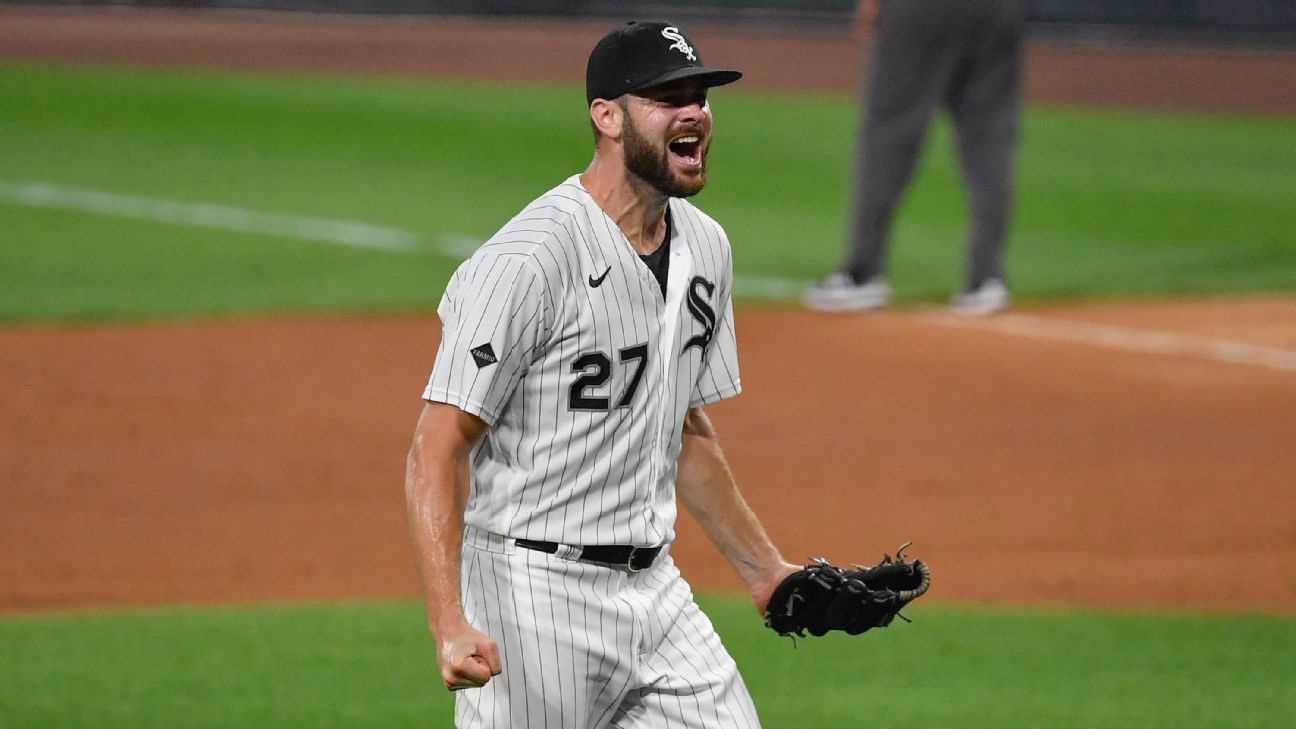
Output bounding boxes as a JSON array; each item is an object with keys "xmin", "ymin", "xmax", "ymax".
[{"xmin": 764, "ymin": 542, "xmax": 931, "ymax": 637}]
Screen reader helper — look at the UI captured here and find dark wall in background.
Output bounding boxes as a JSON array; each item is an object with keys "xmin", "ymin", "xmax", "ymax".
[
  {"xmin": 4, "ymin": 0, "xmax": 853, "ymax": 20},
  {"xmin": 6, "ymin": 1, "xmax": 1294, "ymax": 42},
  {"xmin": 1031, "ymin": 0, "xmax": 1295, "ymax": 29}
]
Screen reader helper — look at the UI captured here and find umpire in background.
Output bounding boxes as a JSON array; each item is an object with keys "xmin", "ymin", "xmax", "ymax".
[{"xmin": 805, "ymin": 0, "xmax": 1027, "ymax": 314}]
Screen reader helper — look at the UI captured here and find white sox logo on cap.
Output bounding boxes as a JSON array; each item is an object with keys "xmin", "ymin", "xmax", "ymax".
[
  {"xmin": 661, "ymin": 27, "xmax": 697, "ymax": 61},
  {"xmin": 586, "ymin": 21, "xmax": 741, "ymax": 104}
]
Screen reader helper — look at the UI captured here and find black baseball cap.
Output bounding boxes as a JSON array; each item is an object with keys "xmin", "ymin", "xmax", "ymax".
[{"xmin": 586, "ymin": 21, "xmax": 743, "ymax": 105}]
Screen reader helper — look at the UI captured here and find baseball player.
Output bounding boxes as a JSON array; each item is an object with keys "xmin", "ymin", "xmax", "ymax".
[
  {"xmin": 805, "ymin": 0, "xmax": 1025, "ymax": 314},
  {"xmin": 405, "ymin": 20, "xmax": 798, "ymax": 728}
]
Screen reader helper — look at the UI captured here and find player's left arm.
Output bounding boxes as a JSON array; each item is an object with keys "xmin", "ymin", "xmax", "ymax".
[{"xmin": 676, "ymin": 406, "xmax": 799, "ymax": 615}]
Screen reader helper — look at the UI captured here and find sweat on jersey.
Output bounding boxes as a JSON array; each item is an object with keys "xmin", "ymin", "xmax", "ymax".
[{"xmin": 423, "ymin": 175, "xmax": 741, "ymax": 548}]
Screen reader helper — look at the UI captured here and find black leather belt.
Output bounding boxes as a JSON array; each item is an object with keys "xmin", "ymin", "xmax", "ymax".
[{"xmin": 515, "ymin": 539, "xmax": 661, "ymax": 571}]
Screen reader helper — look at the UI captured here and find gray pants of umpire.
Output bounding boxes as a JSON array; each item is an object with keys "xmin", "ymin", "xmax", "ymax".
[{"xmin": 843, "ymin": 0, "xmax": 1026, "ymax": 291}]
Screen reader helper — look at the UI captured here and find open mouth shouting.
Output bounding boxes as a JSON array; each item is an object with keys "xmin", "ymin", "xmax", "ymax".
[{"xmin": 668, "ymin": 133, "xmax": 705, "ymax": 170}]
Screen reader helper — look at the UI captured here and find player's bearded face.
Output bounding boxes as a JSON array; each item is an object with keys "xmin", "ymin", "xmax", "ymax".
[{"xmin": 621, "ymin": 103, "xmax": 709, "ymax": 198}]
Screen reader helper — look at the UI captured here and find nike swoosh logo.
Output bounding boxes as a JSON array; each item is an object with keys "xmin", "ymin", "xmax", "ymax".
[{"xmin": 588, "ymin": 266, "xmax": 612, "ymax": 288}]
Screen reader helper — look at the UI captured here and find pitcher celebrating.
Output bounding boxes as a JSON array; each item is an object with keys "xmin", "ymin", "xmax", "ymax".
[{"xmin": 405, "ymin": 20, "xmax": 797, "ymax": 728}]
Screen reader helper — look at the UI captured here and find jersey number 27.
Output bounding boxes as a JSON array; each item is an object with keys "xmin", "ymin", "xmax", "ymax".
[{"xmin": 569, "ymin": 344, "xmax": 649, "ymax": 411}]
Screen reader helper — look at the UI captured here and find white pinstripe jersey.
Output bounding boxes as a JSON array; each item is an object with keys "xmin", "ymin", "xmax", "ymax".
[{"xmin": 423, "ymin": 174, "xmax": 741, "ymax": 547}]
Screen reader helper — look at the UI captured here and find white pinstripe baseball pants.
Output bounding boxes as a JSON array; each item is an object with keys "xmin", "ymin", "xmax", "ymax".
[{"xmin": 455, "ymin": 527, "xmax": 762, "ymax": 728}]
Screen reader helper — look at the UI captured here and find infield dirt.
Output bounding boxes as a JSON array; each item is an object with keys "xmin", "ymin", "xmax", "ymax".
[
  {"xmin": 3, "ymin": 300, "xmax": 1294, "ymax": 613},
  {"xmin": 1, "ymin": 9, "xmax": 1293, "ymax": 613}
]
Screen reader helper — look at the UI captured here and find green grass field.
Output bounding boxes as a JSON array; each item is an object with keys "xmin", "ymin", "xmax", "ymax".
[
  {"xmin": 2, "ymin": 61, "xmax": 1294, "ymax": 727},
  {"xmin": 2, "ymin": 62, "xmax": 1294, "ymax": 322},
  {"xmin": 2, "ymin": 597, "xmax": 1293, "ymax": 728}
]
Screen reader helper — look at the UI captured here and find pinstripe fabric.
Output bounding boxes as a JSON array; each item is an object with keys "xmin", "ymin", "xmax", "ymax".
[
  {"xmin": 456, "ymin": 529, "xmax": 760, "ymax": 729},
  {"xmin": 424, "ymin": 175, "xmax": 741, "ymax": 547},
  {"xmin": 428, "ymin": 175, "xmax": 755, "ymax": 727}
]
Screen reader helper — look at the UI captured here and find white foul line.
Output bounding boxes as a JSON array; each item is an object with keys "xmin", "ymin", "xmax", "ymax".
[
  {"xmin": 926, "ymin": 312, "xmax": 1296, "ymax": 374},
  {"xmin": 733, "ymin": 274, "xmax": 810, "ymax": 301},
  {"xmin": 7, "ymin": 177, "xmax": 1289, "ymax": 371},
  {"xmin": 1, "ymin": 178, "xmax": 821, "ymax": 297},
  {"xmin": 0, "ymin": 179, "xmax": 421, "ymax": 252}
]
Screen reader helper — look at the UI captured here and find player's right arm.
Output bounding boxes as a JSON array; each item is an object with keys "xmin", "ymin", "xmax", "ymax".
[
  {"xmin": 405, "ymin": 400, "xmax": 501, "ymax": 691},
  {"xmin": 409, "ymin": 244, "xmax": 550, "ymax": 689}
]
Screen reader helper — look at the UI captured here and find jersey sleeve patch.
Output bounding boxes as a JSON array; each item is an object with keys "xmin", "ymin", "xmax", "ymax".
[
  {"xmin": 423, "ymin": 251, "xmax": 551, "ymax": 427},
  {"xmin": 470, "ymin": 343, "xmax": 499, "ymax": 368}
]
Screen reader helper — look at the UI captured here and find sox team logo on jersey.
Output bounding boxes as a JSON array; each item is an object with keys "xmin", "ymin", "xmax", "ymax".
[
  {"xmin": 661, "ymin": 27, "xmax": 697, "ymax": 61},
  {"xmin": 683, "ymin": 275, "xmax": 716, "ymax": 355}
]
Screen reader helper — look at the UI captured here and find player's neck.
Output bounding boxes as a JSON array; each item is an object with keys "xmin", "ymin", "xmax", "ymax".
[{"xmin": 581, "ymin": 161, "xmax": 669, "ymax": 256}]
